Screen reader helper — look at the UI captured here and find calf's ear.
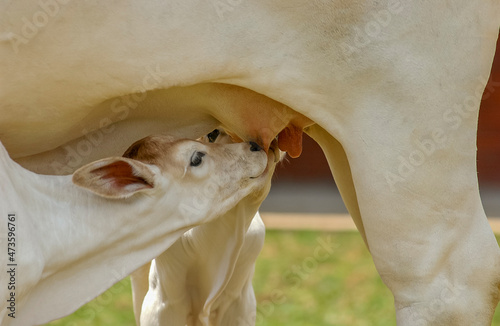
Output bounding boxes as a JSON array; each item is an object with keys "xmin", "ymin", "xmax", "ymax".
[{"xmin": 72, "ymin": 157, "xmax": 156, "ymax": 198}]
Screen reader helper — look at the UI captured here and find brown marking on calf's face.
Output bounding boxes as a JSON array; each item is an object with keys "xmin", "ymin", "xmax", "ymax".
[
  {"xmin": 123, "ymin": 135, "xmax": 178, "ymax": 169},
  {"xmin": 75, "ymin": 133, "xmax": 268, "ymax": 199},
  {"xmin": 123, "ymin": 135, "xmax": 208, "ymax": 179}
]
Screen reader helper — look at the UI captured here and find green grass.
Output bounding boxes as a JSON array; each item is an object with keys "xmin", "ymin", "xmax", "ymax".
[
  {"xmin": 45, "ymin": 278, "xmax": 136, "ymax": 326},
  {"xmin": 253, "ymin": 231, "xmax": 395, "ymax": 326},
  {"xmin": 45, "ymin": 231, "xmax": 500, "ymax": 326}
]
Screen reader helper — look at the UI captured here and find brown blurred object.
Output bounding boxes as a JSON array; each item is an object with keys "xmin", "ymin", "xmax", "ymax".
[
  {"xmin": 275, "ymin": 34, "xmax": 500, "ymax": 186},
  {"xmin": 273, "ymin": 133, "xmax": 333, "ymax": 182},
  {"xmin": 478, "ymin": 35, "xmax": 500, "ymax": 186}
]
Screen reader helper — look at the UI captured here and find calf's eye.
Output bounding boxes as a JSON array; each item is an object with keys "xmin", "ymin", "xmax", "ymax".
[
  {"xmin": 190, "ymin": 151, "xmax": 206, "ymax": 167},
  {"xmin": 207, "ymin": 129, "xmax": 220, "ymax": 143}
]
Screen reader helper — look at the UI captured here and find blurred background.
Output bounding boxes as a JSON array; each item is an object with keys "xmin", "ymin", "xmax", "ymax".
[{"xmin": 45, "ymin": 37, "xmax": 499, "ymax": 326}]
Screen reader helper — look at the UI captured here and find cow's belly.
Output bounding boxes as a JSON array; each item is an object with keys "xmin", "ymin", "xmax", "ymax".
[
  {"xmin": 8, "ymin": 83, "xmax": 311, "ymax": 174},
  {"xmin": 14, "ymin": 116, "xmax": 215, "ymax": 175},
  {"xmin": 2, "ymin": 84, "xmax": 219, "ymax": 159}
]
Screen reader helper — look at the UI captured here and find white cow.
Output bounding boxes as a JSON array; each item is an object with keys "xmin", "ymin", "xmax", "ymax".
[
  {"xmin": 130, "ymin": 131, "xmax": 278, "ymax": 326},
  {"xmin": 1, "ymin": 1, "xmax": 499, "ymax": 324},
  {"xmin": 0, "ymin": 136, "xmax": 271, "ymax": 326}
]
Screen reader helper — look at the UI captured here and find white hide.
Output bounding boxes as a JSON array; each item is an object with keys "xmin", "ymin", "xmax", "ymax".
[
  {"xmin": 0, "ymin": 137, "xmax": 269, "ymax": 326},
  {"xmin": 133, "ymin": 132, "xmax": 277, "ymax": 326},
  {"xmin": 1, "ymin": 1, "xmax": 500, "ymax": 324},
  {"xmin": 140, "ymin": 212, "xmax": 265, "ymax": 326}
]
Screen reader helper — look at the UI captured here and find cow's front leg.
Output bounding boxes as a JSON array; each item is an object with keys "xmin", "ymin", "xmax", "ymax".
[{"xmin": 304, "ymin": 6, "xmax": 500, "ymax": 321}]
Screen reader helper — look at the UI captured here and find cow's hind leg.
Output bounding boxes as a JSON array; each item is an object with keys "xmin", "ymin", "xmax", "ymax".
[
  {"xmin": 308, "ymin": 4, "xmax": 500, "ymax": 322},
  {"xmin": 312, "ymin": 115, "xmax": 500, "ymax": 324},
  {"xmin": 327, "ymin": 97, "xmax": 500, "ymax": 325}
]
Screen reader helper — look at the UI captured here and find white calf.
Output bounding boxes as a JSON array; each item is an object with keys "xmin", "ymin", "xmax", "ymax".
[
  {"xmin": 138, "ymin": 213, "xmax": 266, "ymax": 326},
  {"xmin": 130, "ymin": 130, "xmax": 279, "ymax": 326},
  {"xmin": 0, "ymin": 136, "xmax": 270, "ymax": 326}
]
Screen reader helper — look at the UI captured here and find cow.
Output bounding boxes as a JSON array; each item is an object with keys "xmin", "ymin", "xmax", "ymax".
[
  {"xmin": 130, "ymin": 130, "xmax": 279, "ymax": 326},
  {"xmin": 1, "ymin": 1, "xmax": 499, "ymax": 324},
  {"xmin": 0, "ymin": 136, "xmax": 272, "ymax": 325}
]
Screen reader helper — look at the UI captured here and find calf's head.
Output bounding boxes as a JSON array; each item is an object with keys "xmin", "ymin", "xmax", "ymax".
[
  {"xmin": 72, "ymin": 135, "xmax": 270, "ymax": 219},
  {"xmin": 202, "ymin": 129, "xmax": 282, "ymax": 202}
]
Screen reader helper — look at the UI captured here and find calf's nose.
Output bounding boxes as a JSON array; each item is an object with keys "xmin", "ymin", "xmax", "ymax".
[{"xmin": 249, "ymin": 141, "xmax": 262, "ymax": 152}]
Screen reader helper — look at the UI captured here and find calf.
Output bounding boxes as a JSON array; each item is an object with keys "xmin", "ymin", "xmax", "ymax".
[
  {"xmin": 0, "ymin": 135, "xmax": 270, "ymax": 326},
  {"xmin": 131, "ymin": 131, "xmax": 279, "ymax": 326}
]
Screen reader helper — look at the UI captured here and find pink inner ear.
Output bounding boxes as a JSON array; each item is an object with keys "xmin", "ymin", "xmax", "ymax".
[{"xmin": 91, "ymin": 161, "xmax": 153, "ymax": 189}]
